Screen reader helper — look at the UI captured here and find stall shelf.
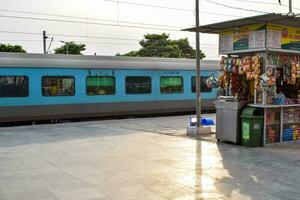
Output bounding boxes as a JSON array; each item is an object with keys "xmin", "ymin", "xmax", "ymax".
[{"xmin": 249, "ymin": 104, "xmax": 300, "ymax": 145}]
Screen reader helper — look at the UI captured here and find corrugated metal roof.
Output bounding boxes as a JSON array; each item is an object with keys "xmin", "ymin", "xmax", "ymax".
[{"xmin": 183, "ymin": 13, "xmax": 300, "ymax": 33}]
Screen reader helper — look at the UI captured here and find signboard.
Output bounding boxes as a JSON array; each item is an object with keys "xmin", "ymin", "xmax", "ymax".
[
  {"xmin": 219, "ymin": 24, "xmax": 266, "ymax": 53},
  {"xmin": 267, "ymin": 24, "xmax": 300, "ymax": 51},
  {"xmin": 219, "ymin": 34, "xmax": 233, "ymax": 52},
  {"xmin": 249, "ymin": 30, "xmax": 266, "ymax": 49},
  {"xmin": 218, "ymin": 23, "xmax": 300, "ymax": 53}
]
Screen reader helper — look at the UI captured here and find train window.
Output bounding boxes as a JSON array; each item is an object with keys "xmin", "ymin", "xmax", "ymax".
[
  {"xmin": 126, "ymin": 76, "xmax": 151, "ymax": 94},
  {"xmin": 86, "ymin": 76, "xmax": 115, "ymax": 95},
  {"xmin": 0, "ymin": 76, "xmax": 29, "ymax": 97},
  {"xmin": 42, "ymin": 76, "xmax": 75, "ymax": 96},
  {"xmin": 191, "ymin": 76, "xmax": 212, "ymax": 93},
  {"xmin": 160, "ymin": 76, "xmax": 184, "ymax": 94}
]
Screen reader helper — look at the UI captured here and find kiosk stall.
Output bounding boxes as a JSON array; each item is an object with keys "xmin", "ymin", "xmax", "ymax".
[{"xmin": 185, "ymin": 13, "xmax": 300, "ymax": 146}]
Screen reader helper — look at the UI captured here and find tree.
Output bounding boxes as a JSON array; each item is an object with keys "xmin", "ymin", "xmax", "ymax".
[
  {"xmin": 119, "ymin": 33, "xmax": 205, "ymax": 59},
  {"xmin": 0, "ymin": 44, "xmax": 27, "ymax": 53},
  {"xmin": 54, "ymin": 42, "xmax": 86, "ymax": 55}
]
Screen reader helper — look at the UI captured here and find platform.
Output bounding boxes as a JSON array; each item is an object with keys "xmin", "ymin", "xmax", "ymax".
[{"xmin": 1, "ymin": 114, "xmax": 300, "ymax": 200}]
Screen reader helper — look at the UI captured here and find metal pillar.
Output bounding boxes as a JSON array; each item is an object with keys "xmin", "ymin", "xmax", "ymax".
[
  {"xmin": 43, "ymin": 31, "xmax": 47, "ymax": 54},
  {"xmin": 195, "ymin": 0, "xmax": 202, "ymax": 128},
  {"xmin": 288, "ymin": 0, "xmax": 294, "ymax": 15}
]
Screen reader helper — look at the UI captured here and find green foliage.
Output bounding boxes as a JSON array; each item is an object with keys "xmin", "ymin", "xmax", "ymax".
[
  {"xmin": 0, "ymin": 44, "xmax": 27, "ymax": 53},
  {"xmin": 119, "ymin": 33, "xmax": 205, "ymax": 59},
  {"xmin": 54, "ymin": 42, "xmax": 86, "ymax": 55}
]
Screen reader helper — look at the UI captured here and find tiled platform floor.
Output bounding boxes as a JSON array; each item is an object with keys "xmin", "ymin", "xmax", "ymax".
[{"xmin": 1, "ymin": 114, "xmax": 300, "ymax": 200}]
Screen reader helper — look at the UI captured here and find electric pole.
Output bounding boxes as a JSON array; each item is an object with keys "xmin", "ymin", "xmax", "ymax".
[
  {"xmin": 288, "ymin": 0, "xmax": 294, "ymax": 15},
  {"xmin": 43, "ymin": 31, "xmax": 48, "ymax": 54},
  {"xmin": 195, "ymin": 0, "xmax": 201, "ymax": 129}
]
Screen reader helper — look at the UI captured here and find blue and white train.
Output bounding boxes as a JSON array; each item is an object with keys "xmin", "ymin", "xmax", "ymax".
[{"xmin": 0, "ymin": 53, "xmax": 219, "ymax": 122}]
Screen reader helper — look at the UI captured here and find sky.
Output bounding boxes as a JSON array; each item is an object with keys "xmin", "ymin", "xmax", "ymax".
[{"xmin": 0, "ymin": 0, "xmax": 299, "ymax": 60}]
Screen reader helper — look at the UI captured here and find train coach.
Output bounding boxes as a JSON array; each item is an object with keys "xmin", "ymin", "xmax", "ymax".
[{"xmin": 0, "ymin": 53, "xmax": 219, "ymax": 123}]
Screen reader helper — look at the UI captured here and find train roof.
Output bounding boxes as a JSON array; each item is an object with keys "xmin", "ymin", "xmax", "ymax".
[{"xmin": 0, "ymin": 52, "xmax": 219, "ymax": 70}]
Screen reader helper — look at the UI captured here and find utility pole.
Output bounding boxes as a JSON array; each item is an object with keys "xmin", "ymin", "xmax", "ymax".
[
  {"xmin": 288, "ymin": 0, "xmax": 294, "ymax": 15},
  {"xmin": 195, "ymin": 0, "xmax": 202, "ymax": 129},
  {"xmin": 43, "ymin": 31, "xmax": 48, "ymax": 54}
]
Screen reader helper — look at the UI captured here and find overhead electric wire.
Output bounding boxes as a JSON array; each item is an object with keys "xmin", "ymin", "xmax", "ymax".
[
  {"xmin": 104, "ymin": 0, "xmax": 244, "ymax": 18},
  {"xmin": 0, "ymin": 39, "xmax": 42, "ymax": 42},
  {"xmin": 50, "ymin": 40, "xmax": 218, "ymax": 47},
  {"xmin": 0, "ymin": 0, "xmax": 284, "ymax": 47},
  {"xmin": 237, "ymin": 0, "xmax": 300, "ymax": 11},
  {"xmin": 0, "ymin": 39, "xmax": 218, "ymax": 49},
  {"xmin": 0, "ymin": 7, "xmax": 243, "ymax": 31},
  {"xmin": 51, "ymin": 40, "xmax": 218, "ymax": 48},
  {"xmin": 0, "ymin": 2, "xmax": 222, "ymax": 53},
  {"xmin": 104, "ymin": 0, "xmax": 194, "ymax": 12},
  {"xmin": 205, "ymin": 0, "xmax": 270, "ymax": 14},
  {"xmin": 0, "ymin": 8, "xmax": 184, "ymax": 29},
  {"xmin": 49, "ymin": 33, "xmax": 137, "ymax": 41},
  {"xmin": 0, "ymin": 3, "xmax": 222, "ymax": 49},
  {"xmin": 201, "ymin": 11, "xmax": 242, "ymax": 18},
  {"xmin": 0, "ymin": 39, "xmax": 138, "ymax": 45},
  {"xmin": 236, "ymin": 0, "xmax": 284, "ymax": 6},
  {"xmin": 51, "ymin": 40, "xmax": 139, "ymax": 46},
  {"xmin": 0, "ymin": 14, "xmax": 184, "ymax": 32},
  {"xmin": 0, "ymin": 30, "xmax": 41, "ymax": 36},
  {"xmin": 0, "ymin": 8, "xmax": 89, "ymax": 20},
  {"xmin": 0, "ymin": 30, "xmax": 139, "ymax": 41},
  {"xmin": 0, "ymin": 30, "xmax": 219, "ymax": 47}
]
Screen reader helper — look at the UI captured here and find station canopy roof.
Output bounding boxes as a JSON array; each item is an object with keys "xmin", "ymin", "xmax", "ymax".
[{"xmin": 183, "ymin": 13, "xmax": 300, "ymax": 34}]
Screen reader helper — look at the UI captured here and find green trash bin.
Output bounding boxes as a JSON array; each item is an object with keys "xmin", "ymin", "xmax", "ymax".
[{"xmin": 240, "ymin": 107, "xmax": 264, "ymax": 147}]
